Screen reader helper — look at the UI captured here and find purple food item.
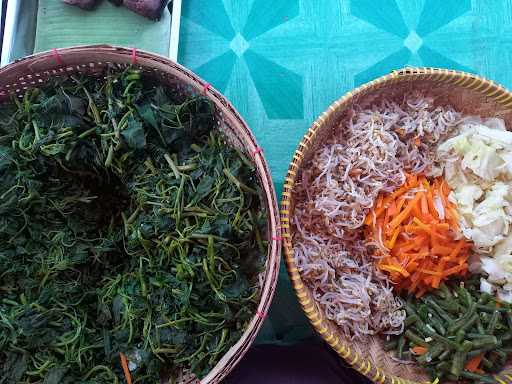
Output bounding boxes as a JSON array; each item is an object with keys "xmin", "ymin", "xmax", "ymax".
[
  {"xmin": 62, "ymin": 0, "xmax": 100, "ymax": 10},
  {"xmin": 122, "ymin": 0, "xmax": 167, "ymax": 20}
]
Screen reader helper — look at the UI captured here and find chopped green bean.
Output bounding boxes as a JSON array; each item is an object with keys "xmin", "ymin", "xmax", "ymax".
[
  {"xmin": 404, "ymin": 330, "xmax": 428, "ymax": 347},
  {"xmin": 424, "ymin": 297, "xmax": 453, "ymax": 323},
  {"xmin": 460, "ymin": 313, "xmax": 478, "ymax": 332},
  {"xmin": 383, "ymin": 339, "xmax": 398, "ymax": 351},
  {"xmin": 397, "ymin": 335, "xmax": 406, "ymax": 360},
  {"xmin": 476, "ymin": 304, "xmax": 510, "ymax": 313},
  {"xmin": 438, "ymin": 349, "xmax": 451, "ymax": 361},
  {"xmin": 450, "ymin": 350, "xmax": 466, "ymax": 378},
  {"xmin": 476, "ymin": 316, "xmax": 486, "ymax": 334},
  {"xmin": 471, "ymin": 336, "xmax": 498, "ymax": 349},
  {"xmin": 417, "ymin": 343, "xmax": 445, "ymax": 364},
  {"xmin": 486, "ymin": 310, "xmax": 500, "ymax": 334},
  {"xmin": 481, "ymin": 356, "xmax": 494, "ymax": 370},
  {"xmin": 404, "ymin": 314, "xmax": 419, "ymax": 326},
  {"xmin": 389, "ymin": 283, "xmax": 512, "ymax": 384},
  {"xmin": 460, "ymin": 371, "xmax": 496, "ymax": 383},
  {"xmin": 506, "ymin": 312, "xmax": 512, "ymax": 330},
  {"xmin": 455, "ymin": 329, "xmax": 465, "ymax": 344}
]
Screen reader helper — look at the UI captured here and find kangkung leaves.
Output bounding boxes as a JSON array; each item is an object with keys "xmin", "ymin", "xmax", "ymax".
[{"xmin": 0, "ymin": 67, "xmax": 266, "ymax": 383}]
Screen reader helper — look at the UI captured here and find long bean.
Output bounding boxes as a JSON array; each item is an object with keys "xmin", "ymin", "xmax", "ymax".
[
  {"xmin": 388, "ymin": 281, "xmax": 512, "ymax": 384},
  {"xmin": 404, "ymin": 330, "xmax": 428, "ymax": 347},
  {"xmin": 460, "ymin": 371, "xmax": 497, "ymax": 383}
]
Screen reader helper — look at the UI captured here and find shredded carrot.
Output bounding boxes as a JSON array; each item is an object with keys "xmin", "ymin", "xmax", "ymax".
[
  {"xmin": 120, "ymin": 352, "xmax": 133, "ymax": 384},
  {"xmin": 365, "ymin": 174, "xmax": 472, "ymax": 297},
  {"xmin": 411, "ymin": 346, "xmax": 428, "ymax": 355},
  {"xmin": 464, "ymin": 354, "xmax": 483, "ymax": 372}
]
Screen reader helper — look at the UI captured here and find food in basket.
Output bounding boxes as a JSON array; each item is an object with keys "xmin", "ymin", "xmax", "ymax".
[
  {"xmin": 386, "ymin": 278, "xmax": 512, "ymax": 383},
  {"xmin": 0, "ymin": 67, "xmax": 267, "ymax": 383},
  {"xmin": 292, "ymin": 93, "xmax": 512, "ymax": 382}
]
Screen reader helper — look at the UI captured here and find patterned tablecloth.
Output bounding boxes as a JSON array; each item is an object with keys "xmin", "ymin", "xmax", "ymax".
[{"xmin": 179, "ymin": 0, "xmax": 512, "ymax": 344}]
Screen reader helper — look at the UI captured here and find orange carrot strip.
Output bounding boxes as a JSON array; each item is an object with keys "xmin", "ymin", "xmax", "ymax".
[
  {"xmin": 120, "ymin": 352, "xmax": 133, "ymax": 384},
  {"xmin": 431, "ymin": 245, "xmax": 453, "ymax": 255},
  {"xmin": 415, "ymin": 287, "xmax": 428, "ymax": 298},
  {"xmin": 395, "ymin": 197, "xmax": 406, "ymax": 216},
  {"xmin": 444, "ymin": 264, "xmax": 467, "ymax": 277},
  {"xmin": 387, "ymin": 200, "xmax": 398, "ymax": 217},
  {"xmin": 411, "ymin": 203, "xmax": 424, "ymax": 222},
  {"xmin": 412, "ymin": 217, "xmax": 430, "ymax": 230},
  {"xmin": 411, "ymin": 346, "xmax": 428, "ymax": 355},
  {"xmin": 448, "ymin": 240, "xmax": 465, "ymax": 259},
  {"xmin": 427, "ymin": 190, "xmax": 438, "ymax": 220},
  {"xmin": 387, "ymin": 193, "xmax": 422, "ymax": 230},
  {"xmin": 405, "ymin": 261, "xmax": 419, "ymax": 271},
  {"xmin": 417, "ymin": 269, "xmax": 443, "ymax": 276},
  {"xmin": 387, "ymin": 226, "xmax": 401, "ymax": 249},
  {"xmin": 380, "ymin": 264, "xmax": 410, "ymax": 277},
  {"xmin": 366, "ymin": 174, "xmax": 471, "ymax": 296},
  {"xmin": 420, "ymin": 192, "xmax": 429, "ymax": 215},
  {"xmin": 464, "ymin": 354, "xmax": 483, "ymax": 372},
  {"xmin": 432, "ymin": 259, "xmax": 446, "ymax": 289}
]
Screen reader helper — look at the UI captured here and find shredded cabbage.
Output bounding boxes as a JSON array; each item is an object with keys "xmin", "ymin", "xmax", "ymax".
[{"xmin": 436, "ymin": 117, "xmax": 512, "ymax": 301}]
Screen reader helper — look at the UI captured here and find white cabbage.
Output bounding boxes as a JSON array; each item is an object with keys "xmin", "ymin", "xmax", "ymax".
[{"xmin": 437, "ymin": 118, "xmax": 512, "ymax": 302}]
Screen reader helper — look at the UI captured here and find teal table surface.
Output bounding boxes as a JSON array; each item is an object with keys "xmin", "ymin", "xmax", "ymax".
[{"xmin": 179, "ymin": 0, "xmax": 512, "ymax": 345}]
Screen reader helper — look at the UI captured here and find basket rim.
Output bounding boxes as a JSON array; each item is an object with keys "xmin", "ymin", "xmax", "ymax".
[
  {"xmin": 0, "ymin": 44, "xmax": 281, "ymax": 384},
  {"xmin": 280, "ymin": 66, "xmax": 512, "ymax": 384}
]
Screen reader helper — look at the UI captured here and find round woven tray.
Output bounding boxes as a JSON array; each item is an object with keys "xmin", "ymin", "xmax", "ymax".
[
  {"xmin": 0, "ymin": 45, "xmax": 281, "ymax": 384},
  {"xmin": 281, "ymin": 67, "xmax": 512, "ymax": 384}
]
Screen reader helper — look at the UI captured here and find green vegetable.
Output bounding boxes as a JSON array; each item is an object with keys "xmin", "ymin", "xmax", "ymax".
[
  {"xmin": 424, "ymin": 297, "xmax": 453, "ymax": 323},
  {"xmin": 397, "ymin": 335, "xmax": 406, "ymax": 360},
  {"xmin": 416, "ymin": 343, "xmax": 445, "ymax": 364},
  {"xmin": 487, "ymin": 311, "xmax": 500, "ymax": 334},
  {"xmin": 404, "ymin": 330, "xmax": 428, "ymax": 348},
  {"xmin": 387, "ymin": 281, "xmax": 512, "ymax": 383},
  {"xmin": 450, "ymin": 349, "xmax": 466, "ymax": 378},
  {"xmin": 471, "ymin": 336, "xmax": 498, "ymax": 349},
  {"xmin": 460, "ymin": 371, "xmax": 497, "ymax": 383},
  {"xmin": 0, "ymin": 68, "xmax": 267, "ymax": 382},
  {"xmin": 383, "ymin": 339, "xmax": 398, "ymax": 351},
  {"xmin": 428, "ymin": 313, "xmax": 447, "ymax": 335},
  {"xmin": 404, "ymin": 314, "xmax": 419, "ymax": 326}
]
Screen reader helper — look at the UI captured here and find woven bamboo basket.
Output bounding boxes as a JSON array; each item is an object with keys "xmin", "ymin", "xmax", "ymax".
[
  {"xmin": 281, "ymin": 67, "xmax": 512, "ymax": 384},
  {"xmin": 0, "ymin": 45, "xmax": 280, "ymax": 384}
]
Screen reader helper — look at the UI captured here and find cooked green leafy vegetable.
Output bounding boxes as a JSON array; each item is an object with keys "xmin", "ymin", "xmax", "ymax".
[
  {"xmin": 0, "ymin": 67, "xmax": 266, "ymax": 383},
  {"xmin": 388, "ymin": 277, "xmax": 512, "ymax": 383}
]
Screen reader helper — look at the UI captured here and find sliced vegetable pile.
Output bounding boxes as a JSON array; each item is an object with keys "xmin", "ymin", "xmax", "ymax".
[
  {"xmin": 291, "ymin": 92, "xmax": 512, "ymax": 382},
  {"xmin": 386, "ymin": 279, "xmax": 512, "ymax": 383},
  {"xmin": 435, "ymin": 117, "xmax": 512, "ymax": 303},
  {"xmin": 0, "ymin": 67, "xmax": 266, "ymax": 383},
  {"xmin": 365, "ymin": 174, "xmax": 471, "ymax": 296}
]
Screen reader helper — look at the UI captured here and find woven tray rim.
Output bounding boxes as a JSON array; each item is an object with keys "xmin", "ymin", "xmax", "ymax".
[
  {"xmin": 281, "ymin": 67, "xmax": 512, "ymax": 384},
  {"xmin": 0, "ymin": 45, "xmax": 281, "ymax": 384}
]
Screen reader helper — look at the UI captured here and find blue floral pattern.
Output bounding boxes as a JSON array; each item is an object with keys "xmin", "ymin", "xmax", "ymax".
[
  {"xmin": 353, "ymin": 0, "xmax": 472, "ymax": 84},
  {"xmin": 181, "ymin": 0, "xmax": 303, "ymax": 121}
]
